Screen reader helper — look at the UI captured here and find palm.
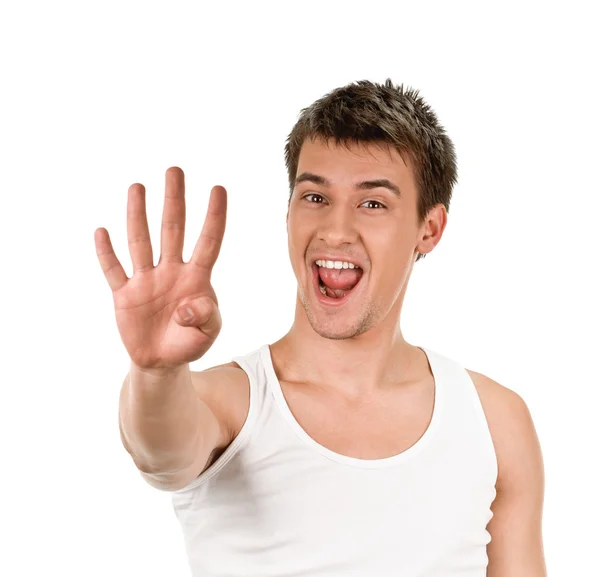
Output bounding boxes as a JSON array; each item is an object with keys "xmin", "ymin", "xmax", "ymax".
[
  {"xmin": 94, "ymin": 167, "xmax": 227, "ymax": 369},
  {"xmin": 113, "ymin": 262, "xmax": 217, "ymax": 367}
]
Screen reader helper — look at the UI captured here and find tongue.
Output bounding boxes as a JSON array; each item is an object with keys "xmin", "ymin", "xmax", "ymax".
[{"xmin": 318, "ymin": 266, "xmax": 362, "ymax": 291}]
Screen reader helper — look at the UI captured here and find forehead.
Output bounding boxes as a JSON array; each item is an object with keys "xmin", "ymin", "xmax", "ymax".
[{"xmin": 297, "ymin": 137, "xmax": 416, "ymax": 185}]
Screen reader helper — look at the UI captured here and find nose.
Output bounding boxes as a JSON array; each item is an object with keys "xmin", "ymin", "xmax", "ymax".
[{"xmin": 317, "ymin": 203, "xmax": 359, "ymax": 246}]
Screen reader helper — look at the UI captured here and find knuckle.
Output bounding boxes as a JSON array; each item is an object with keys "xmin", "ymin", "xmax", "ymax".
[
  {"xmin": 104, "ymin": 262, "xmax": 121, "ymax": 274},
  {"xmin": 161, "ymin": 220, "xmax": 184, "ymax": 231},
  {"xmin": 128, "ymin": 235, "xmax": 150, "ymax": 246},
  {"xmin": 190, "ymin": 259, "xmax": 211, "ymax": 272},
  {"xmin": 200, "ymin": 232, "xmax": 221, "ymax": 243}
]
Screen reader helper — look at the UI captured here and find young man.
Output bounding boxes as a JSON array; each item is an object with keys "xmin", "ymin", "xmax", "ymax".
[{"xmin": 95, "ymin": 79, "xmax": 546, "ymax": 576}]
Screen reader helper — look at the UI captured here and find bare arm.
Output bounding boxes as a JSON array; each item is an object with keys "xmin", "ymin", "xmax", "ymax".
[
  {"xmin": 118, "ymin": 364, "xmax": 216, "ymax": 487},
  {"xmin": 486, "ymin": 388, "xmax": 546, "ymax": 576},
  {"xmin": 119, "ymin": 361, "xmax": 246, "ymax": 492},
  {"xmin": 468, "ymin": 370, "xmax": 547, "ymax": 576}
]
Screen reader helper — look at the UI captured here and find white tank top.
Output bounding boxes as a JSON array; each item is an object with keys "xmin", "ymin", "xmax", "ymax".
[{"xmin": 171, "ymin": 344, "xmax": 498, "ymax": 577}]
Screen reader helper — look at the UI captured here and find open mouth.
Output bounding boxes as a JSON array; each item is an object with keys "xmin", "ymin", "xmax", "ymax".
[{"xmin": 311, "ymin": 262, "xmax": 364, "ymax": 305}]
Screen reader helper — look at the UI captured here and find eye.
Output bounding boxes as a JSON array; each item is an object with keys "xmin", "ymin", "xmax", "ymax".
[
  {"xmin": 361, "ymin": 200, "xmax": 386, "ymax": 210},
  {"xmin": 302, "ymin": 193, "xmax": 326, "ymax": 204}
]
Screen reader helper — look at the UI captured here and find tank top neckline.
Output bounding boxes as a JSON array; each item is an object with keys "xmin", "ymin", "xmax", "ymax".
[{"xmin": 259, "ymin": 344, "xmax": 445, "ymax": 469}]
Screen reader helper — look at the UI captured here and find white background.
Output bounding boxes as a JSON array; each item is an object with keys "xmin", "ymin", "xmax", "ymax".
[{"xmin": 1, "ymin": 1, "xmax": 598, "ymax": 575}]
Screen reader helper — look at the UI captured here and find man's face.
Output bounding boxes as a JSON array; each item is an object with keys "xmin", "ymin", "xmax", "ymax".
[{"xmin": 287, "ymin": 136, "xmax": 439, "ymax": 340}]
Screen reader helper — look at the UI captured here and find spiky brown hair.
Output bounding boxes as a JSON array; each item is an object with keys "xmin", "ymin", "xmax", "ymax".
[{"xmin": 284, "ymin": 79, "xmax": 458, "ymax": 262}]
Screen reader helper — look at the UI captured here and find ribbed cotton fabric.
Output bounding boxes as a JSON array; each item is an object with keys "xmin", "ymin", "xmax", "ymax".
[{"xmin": 171, "ymin": 344, "xmax": 498, "ymax": 577}]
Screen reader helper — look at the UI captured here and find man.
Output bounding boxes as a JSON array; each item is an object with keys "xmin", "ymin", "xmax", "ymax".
[{"xmin": 95, "ymin": 79, "xmax": 546, "ymax": 576}]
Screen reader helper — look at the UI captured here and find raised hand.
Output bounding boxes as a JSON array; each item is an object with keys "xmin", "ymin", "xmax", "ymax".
[{"xmin": 94, "ymin": 167, "xmax": 227, "ymax": 371}]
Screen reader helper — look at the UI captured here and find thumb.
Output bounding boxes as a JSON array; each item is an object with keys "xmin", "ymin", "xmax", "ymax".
[{"xmin": 175, "ymin": 297, "xmax": 222, "ymax": 339}]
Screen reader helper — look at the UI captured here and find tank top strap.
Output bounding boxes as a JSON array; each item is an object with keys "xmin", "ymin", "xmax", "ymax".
[
  {"xmin": 421, "ymin": 346, "xmax": 479, "ymax": 405},
  {"xmin": 422, "ymin": 346, "xmax": 498, "ymax": 482},
  {"xmin": 229, "ymin": 344, "xmax": 274, "ymax": 448},
  {"xmin": 231, "ymin": 344, "xmax": 272, "ymax": 420}
]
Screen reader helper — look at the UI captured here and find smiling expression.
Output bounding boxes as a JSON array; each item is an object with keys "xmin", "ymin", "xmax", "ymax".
[{"xmin": 286, "ymin": 136, "xmax": 445, "ymax": 340}]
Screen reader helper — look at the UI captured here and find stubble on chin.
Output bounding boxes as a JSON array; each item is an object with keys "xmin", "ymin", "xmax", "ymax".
[{"xmin": 299, "ymin": 288, "xmax": 379, "ymax": 341}]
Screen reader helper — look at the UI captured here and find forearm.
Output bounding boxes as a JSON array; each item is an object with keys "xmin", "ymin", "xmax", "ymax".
[{"xmin": 119, "ymin": 363, "xmax": 206, "ymax": 475}]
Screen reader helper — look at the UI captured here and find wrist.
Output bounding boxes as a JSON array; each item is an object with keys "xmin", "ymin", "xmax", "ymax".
[{"xmin": 129, "ymin": 361, "xmax": 190, "ymax": 381}]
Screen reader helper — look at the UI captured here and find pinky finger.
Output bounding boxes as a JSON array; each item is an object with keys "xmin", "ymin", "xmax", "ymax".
[{"xmin": 94, "ymin": 228, "xmax": 128, "ymax": 291}]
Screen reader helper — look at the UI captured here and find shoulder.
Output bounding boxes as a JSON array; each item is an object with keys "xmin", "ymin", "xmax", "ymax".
[
  {"xmin": 191, "ymin": 361, "xmax": 251, "ymax": 447},
  {"xmin": 465, "ymin": 368, "xmax": 529, "ymax": 420},
  {"xmin": 465, "ymin": 368, "xmax": 544, "ymax": 490}
]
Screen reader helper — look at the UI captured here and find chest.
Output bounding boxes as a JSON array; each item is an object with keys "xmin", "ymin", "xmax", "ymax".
[{"xmin": 278, "ymin": 376, "xmax": 436, "ymax": 460}]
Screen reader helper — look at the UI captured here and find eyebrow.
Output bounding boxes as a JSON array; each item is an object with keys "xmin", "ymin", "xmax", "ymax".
[{"xmin": 294, "ymin": 172, "xmax": 402, "ymax": 198}]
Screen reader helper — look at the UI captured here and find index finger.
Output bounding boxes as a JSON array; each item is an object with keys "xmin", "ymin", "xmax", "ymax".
[{"xmin": 189, "ymin": 185, "xmax": 227, "ymax": 272}]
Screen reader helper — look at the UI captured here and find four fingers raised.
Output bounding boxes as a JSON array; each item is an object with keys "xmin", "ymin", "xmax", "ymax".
[{"xmin": 95, "ymin": 168, "xmax": 227, "ymax": 291}]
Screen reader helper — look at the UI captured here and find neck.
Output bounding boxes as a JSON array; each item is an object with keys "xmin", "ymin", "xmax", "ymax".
[{"xmin": 270, "ymin": 295, "xmax": 418, "ymax": 400}]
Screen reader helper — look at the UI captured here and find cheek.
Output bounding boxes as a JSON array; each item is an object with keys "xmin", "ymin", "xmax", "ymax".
[
  {"xmin": 373, "ymin": 219, "xmax": 414, "ymax": 251},
  {"xmin": 367, "ymin": 229, "xmax": 411, "ymax": 283},
  {"xmin": 287, "ymin": 222, "xmax": 311, "ymax": 276},
  {"xmin": 287, "ymin": 216, "xmax": 313, "ymax": 250}
]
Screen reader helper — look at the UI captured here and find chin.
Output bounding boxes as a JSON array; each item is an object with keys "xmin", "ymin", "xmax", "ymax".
[{"xmin": 301, "ymin": 295, "xmax": 377, "ymax": 340}]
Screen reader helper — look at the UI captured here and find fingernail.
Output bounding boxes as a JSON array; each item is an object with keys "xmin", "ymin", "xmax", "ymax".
[{"xmin": 180, "ymin": 307, "xmax": 194, "ymax": 322}]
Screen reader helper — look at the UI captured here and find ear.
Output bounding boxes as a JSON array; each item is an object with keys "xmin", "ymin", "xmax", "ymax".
[{"xmin": 416, "ymin": 204, "xmax": 447, "ymax": 255}]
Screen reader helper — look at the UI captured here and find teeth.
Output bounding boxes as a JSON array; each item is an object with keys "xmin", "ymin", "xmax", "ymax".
[{"xmin": 316, "ymin": 259, "xmax": 358, "ymax": 269}]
